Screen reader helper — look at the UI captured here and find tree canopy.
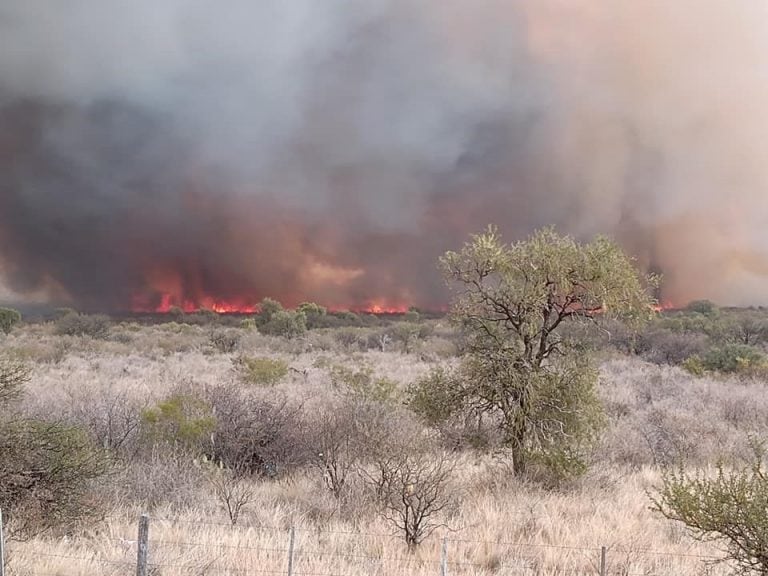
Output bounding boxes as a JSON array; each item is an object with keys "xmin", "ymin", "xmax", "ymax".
[{"xmin": 439, "ymin": 227, "xmax": 656, "ymax": 477}]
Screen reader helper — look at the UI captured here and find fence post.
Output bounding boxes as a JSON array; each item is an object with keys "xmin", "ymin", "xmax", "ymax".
[
  {"xmin": 0, "ymin": 508, "xmax": 5, "ymax": 576},
  {"xmin": 287, "ymin": 525, "xmax": 296, "ymax": 576},
  {"xmin": 440, "ymin": 536, "xmax": 448, "ymax": 576},
  {"xmin": 599, "ymin": 545, "xmax": 607, "ymax": 576},
  {"xmin": 136, "ymin": 513, "xmax": 150, "ymax": 576}
]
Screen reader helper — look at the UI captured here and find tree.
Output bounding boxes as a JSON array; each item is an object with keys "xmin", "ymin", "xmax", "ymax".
[
  {"xmin": 258, "ymin": 297, "xmax": 284, "ymax": 325},
  {"xmin": 259, "ymin": 310, "xmax": 307, "ymax": 338},
  {"xmin": 440, "ymin": 227, "xmax": 655, "ymax": 477},
  {"xmin": 0, "ymin": 307, "xmax": 21, "ymax": 335},
  {"xmin": 297, "ymin": 302, "xmax": 327, "ymax": 329},
  {"xmin": 652, "ymin": 443, "xmax": 768, "ymax": 575}
]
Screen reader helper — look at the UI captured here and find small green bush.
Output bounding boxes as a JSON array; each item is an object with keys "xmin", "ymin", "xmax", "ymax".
[
  {"xmin": 141, "ymin": 394, "xmax": 216, "ymax": 451},
  {"xmin": 407, "ymin": 368, "xmax": 460, "ymax": 426},
  {"xmin": 685, "ymin": 344, "xmax": 767, "ymax": 375},
  {"xmin": 328, "ymin": 364, "xmax": 398, "ymax": 403},
  {"xmin": 236, "ymin": 356, "xmax": 289, "ymax": 386},
  {"xmin": 0, "ymin": 308, "xmax": 21, "ymax": 335}
]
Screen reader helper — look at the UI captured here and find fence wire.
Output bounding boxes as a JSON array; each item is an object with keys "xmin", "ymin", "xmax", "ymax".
[{"xmin": 2, "ymin": 513, "xmax": 731, "ymax": 576}]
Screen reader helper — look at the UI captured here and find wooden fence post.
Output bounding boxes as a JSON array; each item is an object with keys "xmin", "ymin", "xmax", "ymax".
[
  {"xmin": 600, "ymin": 545, "xmax": 607, "ymax": 576},
  {"xmin": 287, "ymin": 525, "xmax": 296, "ymax": 576},
  {"xmin": 440, "ymin": 536, "xmax": 448, "ymax": 576},
  {"xmin": 0, "ymin": 509, "xmax": 5, "ymax": 576},
  {"xmin": 136, "ymin": 513, "xmax": 150, "ymax": 576}
]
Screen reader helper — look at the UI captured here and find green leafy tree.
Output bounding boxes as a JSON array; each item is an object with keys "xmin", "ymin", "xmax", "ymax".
[
  {"xmin": 685, "ymin": 299, "xmax": 720, "ymax": 317},
  {"xmin": 297, "ymin": 302, "xmax": 327, "ymax": 329},
  {"xmin": 652, "ymin": 443, "xmax": 768, "ymax": 575},
  {"xmin": 0, "ymin": 307, "xmax": 21, "ymax": 335},
  {"xmin": 440, "ymin": 227, "xmax": 656, "ymax": 477},
  {"xmin": 258, "ymin": 298, "xmax": 284, "ymax": 325},
  {"xmin": 260, "ymin": 310, "xmax": 307, "ymax": 339}
]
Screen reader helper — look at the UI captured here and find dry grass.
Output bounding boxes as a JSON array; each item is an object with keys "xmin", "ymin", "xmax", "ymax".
[{"xmin": 1, "ymin": 322, "xmax": 760, "ymax": 575}]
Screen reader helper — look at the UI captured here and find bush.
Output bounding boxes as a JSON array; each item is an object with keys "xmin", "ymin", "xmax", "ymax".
[
  {"xmin": 141, "ymin": 394, "xmax": 216, "ymax": 453},
  {"xmin": 635, "ymin": 328, "xmax": 710, "ymax": 365},
  {"xmin": 685, "ymin": 300, "xmax": 720, "ymax": 317},
  {"xmin": 407, "ymin": 368, "xmax": 461, "ymax": 427},
  {"xmin": 54, "ymin": 312, "xmax": 111, "ymax": 339},
  {"xmin": 236, "ymin": 356, "xmax": 289, "ymax": 386},
  {"xmin": 206, "ymin": 386, "xmax": 308, "ymax": 477},
  {"xmin": 0, "ymin": 359, "xmax": 30, "ymax": 405},
  {"xmin": 328, "ymin": 364, "xmax": 398, "ymax": 403},
  {"xmin": 0, "ymin": 308, "xmax": 21, "ymax": 335},
  {"xmin": 652, "ymin": 442, "xmax": 768, "ymax": 574},
  {"xmin": 297, "ymin": 302, "xmax": 327, "ymax": 329},
  {"xmin": 260, "ymin": 310, "xmax": 307, "ymax": 339},
  {"xmin": 0, "ymin": 419, "xmax": 111, "ymax": 538},
  {"xmin": 686, "ymin": 344, "xmax": 767, "ymax": 375},
  {"xmin": 209, "ymin": 329, "xmax": 241, "ymax": 353}
]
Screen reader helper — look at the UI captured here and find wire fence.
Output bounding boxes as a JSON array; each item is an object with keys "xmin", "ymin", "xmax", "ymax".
[{"xmin": 0, "ymin": 511, "xmax": 730, "ymax": 576}]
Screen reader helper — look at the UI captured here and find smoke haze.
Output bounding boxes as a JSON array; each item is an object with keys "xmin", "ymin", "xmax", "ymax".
[{"xmin": 1, "ymin": 0, "xmax": 767, "ymax": 310}]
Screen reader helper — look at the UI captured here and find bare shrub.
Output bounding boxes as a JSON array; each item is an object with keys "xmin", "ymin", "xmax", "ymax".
[
  {"xmin": 635, "ymin": 328, "xmax": 709, "ymax": 365},
  {"xmin": 61, "ymin": 384, "xmax": 146, "ymax": 456},
  {"xmin": 115, "ymin": 449, "xmax": 206, "ymax": 509},
  {"xmin": 302, "ymin": 400, "xmax": 460, "ymax": 546},
  {"xmin": 54, "ymin": 312, "xmax": 111, "ymax": 339},
  {"xmin": 305, "ymin": 397, "xmax": 373, "ymax": 499},
  {"xmin": 205, "ymin": 463, "xmax": 255, "ymax": 525},
  {"xmin": 369, "ymin": 443, "xmax": 457, "ymax": 549},
  {"xmin": 209, "ymin": 329, "xmax": 241, "ymax": 353},
  {"xmin": 333, "ymin": 328, "xmax": 364, "ymax": 351},
  {"xmin": 206, "ymin": 386, "xmax": 308, "ymax": 478},
  {"xmin": 0, "ymin": 358, "xmax": 30, "ymax": 405}
]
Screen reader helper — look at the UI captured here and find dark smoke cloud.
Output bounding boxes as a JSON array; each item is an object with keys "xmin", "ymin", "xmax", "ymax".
[{"xmin": 1, "ymin": 0, "xmax": 767, "ymax": 310}]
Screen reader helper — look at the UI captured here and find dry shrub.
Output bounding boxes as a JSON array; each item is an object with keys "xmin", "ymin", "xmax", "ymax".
[
  {"xmin": 60, "ymin": 383, "xmax": 146, "ymax": 456},
  {"xmin": 209, "ymin": 329, "xmax": 241, "ymax": 353},
  {"xmin": 114, "ymin": 450, "xmax": 207, "ymax": 510},
  {"xmin": 205, "ymin": 385, "xmax": 309, "ymax": 478},
  {"xmin": 635, "ymin": 328, "xmax": 709, "ymax": 365},
  {"xmin": 54, "ymin": 313, "xmax": 111, "ymax": 339}
]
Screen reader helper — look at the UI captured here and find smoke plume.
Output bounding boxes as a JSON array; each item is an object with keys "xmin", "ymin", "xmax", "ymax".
[{"xmin": 1, "ymin": 0, "xmax": 767, "ymax": 311}]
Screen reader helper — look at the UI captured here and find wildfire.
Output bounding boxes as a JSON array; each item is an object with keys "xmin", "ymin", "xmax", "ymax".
[
  {"xmin": 131, "ymin": 289, "xmax": 412, "ymax": 316},
  {"xmin": 132, "ymin": 292, "xmax": 259, "ymax": 314}
]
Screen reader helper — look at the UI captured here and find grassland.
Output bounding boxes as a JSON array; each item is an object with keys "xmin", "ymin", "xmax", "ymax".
[{"xmin": 1, "ymin": 312, "xmax": 766, "ymax": 575}]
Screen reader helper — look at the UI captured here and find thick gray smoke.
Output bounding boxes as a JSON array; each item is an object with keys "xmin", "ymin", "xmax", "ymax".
[{"xmin": 1, "ymin": 0, "xmax": 767, "ymax": 310}]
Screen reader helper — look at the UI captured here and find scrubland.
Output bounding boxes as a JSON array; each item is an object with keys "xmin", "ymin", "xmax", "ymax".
[{"xmin": 1, "ymin": 306, "xmax": 768, "ymax": 575}]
